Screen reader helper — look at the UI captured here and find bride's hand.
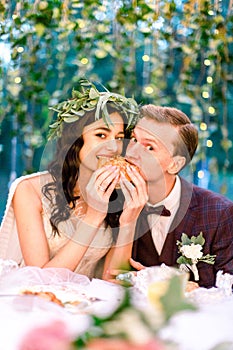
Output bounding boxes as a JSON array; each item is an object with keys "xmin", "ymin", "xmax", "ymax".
[{"xmin": 85, "ymin": 165, "xmax": 120, "ymax": 215}]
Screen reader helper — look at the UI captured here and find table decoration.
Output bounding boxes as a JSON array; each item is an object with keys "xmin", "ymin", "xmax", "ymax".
[
  {"xmin": 64, "ymin": 274, "xmax": 195, "ymax": 349},
  {"xmin": 1, "ymin": 262, "xmax": 233, "ymax": 350},
  {"xmin": 19, "ymin": 320, "xmax": 71, "ymax": 350}
]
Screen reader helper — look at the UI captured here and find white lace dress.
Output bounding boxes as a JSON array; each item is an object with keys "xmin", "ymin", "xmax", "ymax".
[{"xmin": 0, "ymin": 172, "xmax": 113, "ymax": 278}]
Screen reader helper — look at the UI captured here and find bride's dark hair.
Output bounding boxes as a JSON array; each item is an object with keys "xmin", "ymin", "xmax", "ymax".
[{"xmin": 42, "ymin": 104, "xmax": 129, "ymax": 237}]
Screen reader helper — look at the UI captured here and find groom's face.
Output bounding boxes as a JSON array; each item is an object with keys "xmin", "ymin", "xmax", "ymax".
[{"xmin": 125, "ymin": 117, "xmax": 178, "ymax": 184}]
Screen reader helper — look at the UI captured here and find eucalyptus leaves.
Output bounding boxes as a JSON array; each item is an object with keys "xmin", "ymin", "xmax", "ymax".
[
  {"xmin": 176, "ymin": 232, "xmax": 216, "ymax": 281},
  {"xmin": 48, "ymin": 78, "xmax": 140, "ymax": 140}
]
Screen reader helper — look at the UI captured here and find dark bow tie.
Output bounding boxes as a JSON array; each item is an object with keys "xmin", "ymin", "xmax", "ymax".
[{"xmin": 141, "ymin": 204, "xmax": 171, "ymax": 217}]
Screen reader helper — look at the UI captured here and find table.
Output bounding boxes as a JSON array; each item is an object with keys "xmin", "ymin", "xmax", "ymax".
[{"xmin": 0, "ymin": 260, "xmax": 233, "ymax": 350}]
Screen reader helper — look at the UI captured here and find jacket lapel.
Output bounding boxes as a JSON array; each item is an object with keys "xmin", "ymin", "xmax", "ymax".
[{"xmin": 133, "ymin": 177, "xmax": 199, "ymax": 267}]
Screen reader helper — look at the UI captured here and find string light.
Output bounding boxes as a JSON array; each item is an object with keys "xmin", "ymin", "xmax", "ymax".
[
  {"xmin": 202, "ymin": 91, "xmax": 209, "ymax": 98},
  {"xmin": 15, "ymin": 77, "xmax": 21, "ymax": 84},
  {"xmin": 142, "ymin": 55, "xmax": 150, "ymax": 62},
  {"xmin": 143, "ymin": 85, "xmax": 154, "ymax": 94},
  {"xmin": 208, "ymin": 106, "xmax": 215, "ymax": 114},
  {"xmin": 200, "ymin": 122, "xmax": 207, "ymax": 131},
  {"xmin": 17, "ymin": 47, "xmax": 24, "ymax": 53},
  {"xmin": 206, "ymin": 140, "xmax": 213, "ymax": 147},
  {"xmin": 204, "ymin": 59, "xmax": 211, "ymax": 66},
  {"xmin": 95, "ymin": 49, "xmax": 107, "ymax": 59},
  {"xmin": 207, "ymin": 76, "xmax": 213, "ymax": 83},
  {"xmin": 80, "ymin": 58, "xmax": 88, "ymax": 65},
  {"xmin": 39, "ymin": 1, "xmax": 48, "ymax": 10},
  {"xmin": 197, "ymin": 170, "xmax": 205, "ymax": 179},
  {"xmin": 142, "ymin": 37, "xmax": 152, "ymax": 90}
]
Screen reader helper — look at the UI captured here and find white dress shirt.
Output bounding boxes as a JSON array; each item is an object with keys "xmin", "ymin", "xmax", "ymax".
[{"xmin": 147, "ymin": 176, "xmax": 181, "ymax": 255}]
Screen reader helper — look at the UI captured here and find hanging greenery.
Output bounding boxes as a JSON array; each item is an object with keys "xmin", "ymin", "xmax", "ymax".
[{"xmin": 0, "ymin": 0, "xmax": 232, "ymax": 192}]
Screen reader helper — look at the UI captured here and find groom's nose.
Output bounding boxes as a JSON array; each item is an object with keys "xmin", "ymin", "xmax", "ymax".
[{"xmin": 126, "ymin": 141, "xmax": 142, "ymax": 158}]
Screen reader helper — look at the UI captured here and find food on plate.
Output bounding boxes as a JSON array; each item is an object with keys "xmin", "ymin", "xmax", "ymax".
[
  {"xmin": 21, "ymin": 290, "xmax": 64, "ymax": 307},
  {"xmin": 98, "ymin": 155, "xmax": 139, "ymax": 188},
  {"xmin": 20, "ymin": 287, "xmax": 87, "ymax": 312}
]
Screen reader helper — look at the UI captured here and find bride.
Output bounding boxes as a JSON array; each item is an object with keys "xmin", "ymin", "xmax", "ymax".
[{"xmin": 0, "ymin": 79, "xmax": 147, "ymax": 279}]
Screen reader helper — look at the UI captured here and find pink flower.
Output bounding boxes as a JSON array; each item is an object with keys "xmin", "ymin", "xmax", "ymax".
[
  {"xmin": 19, "ymin": 320, "xmax": 72, "ymax": 350},
  {"xmin": 86, "ymin": 338, "xmax": 164, "ymax": 350}
]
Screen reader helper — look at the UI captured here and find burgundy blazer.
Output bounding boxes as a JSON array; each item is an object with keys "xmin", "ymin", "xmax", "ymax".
[{"xmin": 132, "ymin": 177, "xmax": 233, "ymax": 288}]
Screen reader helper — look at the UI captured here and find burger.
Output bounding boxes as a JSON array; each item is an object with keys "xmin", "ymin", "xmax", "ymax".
[{"xmin": 98, "ymin": 155, "xmax": 139, "ymax": 188}]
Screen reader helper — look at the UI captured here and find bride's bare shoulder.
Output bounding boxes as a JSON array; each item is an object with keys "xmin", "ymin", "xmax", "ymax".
[{"xmin": 13, "ymin": 172, "xmax": 53, "ymax": 206}]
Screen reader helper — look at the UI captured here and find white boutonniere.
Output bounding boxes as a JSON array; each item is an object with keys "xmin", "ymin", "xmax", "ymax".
[{"xmin": 176, "ymin": 232, "xmax": 216, "ymax": 281}]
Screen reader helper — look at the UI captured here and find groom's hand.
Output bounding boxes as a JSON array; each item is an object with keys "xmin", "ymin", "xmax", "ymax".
[{"xmin": 129, "ymin": 257, "xmax": 146, "ymax": 271}]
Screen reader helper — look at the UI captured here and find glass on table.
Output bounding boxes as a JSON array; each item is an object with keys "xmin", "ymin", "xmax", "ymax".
[{"xmin": 133, "ymin": 264, "xmax": 189, "ymax": 308}]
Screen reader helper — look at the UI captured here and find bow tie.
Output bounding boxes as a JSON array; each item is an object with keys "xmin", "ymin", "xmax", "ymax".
[{"xmin": 141, "ymin": 204, "xmax": 171, "ymax": 217}]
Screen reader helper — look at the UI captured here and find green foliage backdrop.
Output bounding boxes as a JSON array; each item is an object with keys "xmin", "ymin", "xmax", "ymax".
[{"xmin": 0, "ymin": 0, "xmax": 233, "ymax": 197}]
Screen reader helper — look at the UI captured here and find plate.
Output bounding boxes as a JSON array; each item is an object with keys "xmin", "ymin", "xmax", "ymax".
[{"xmin": 18, "ymin": 284, "xmax": 98, "ymax": 313}]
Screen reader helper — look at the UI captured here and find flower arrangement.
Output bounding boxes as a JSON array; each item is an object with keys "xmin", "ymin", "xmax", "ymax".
[
  {"xmin": 19, "ymin": 275, "xmax": 196, "ymax": 350},
  {"xmin": 72, "ymin": 275, "xmax": 196, "ymax": 350},
  {"xmin": 19, "ymin": 320, "xmax": 72, "ymax": 350},
  {"xmin": 176, "ymin": 232, "xmax": 216, "ymax": 281}
]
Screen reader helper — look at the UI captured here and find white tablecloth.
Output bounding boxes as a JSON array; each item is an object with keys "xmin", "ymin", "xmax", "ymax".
[
  {"xmin": 0, "ymin": 260, "xmax": 233, "ymax": 350},
  {"xmin": 160, "ymin": 295, "xmax": 233, "ymax": 350},
  {"xmin": 0, "ymin": 262, "xmax": 124, "ymax": 350}
]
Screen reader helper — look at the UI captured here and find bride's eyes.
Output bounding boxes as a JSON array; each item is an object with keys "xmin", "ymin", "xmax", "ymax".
[
  {"xmin": 95, "ymin": 133, "xmax": 124, "ymax": 141},
  {"xmin": 96, "ymin": 133, "xmax": 106, "ymax": 139},
  {"xmin": 116, "ymin": 136, "xmax": 124, "ymax": 141}
]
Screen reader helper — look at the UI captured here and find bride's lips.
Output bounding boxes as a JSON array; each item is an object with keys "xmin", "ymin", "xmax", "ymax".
[{"xmin": 96, "ymin": 155, "xmax": 116, "ymax": 159}]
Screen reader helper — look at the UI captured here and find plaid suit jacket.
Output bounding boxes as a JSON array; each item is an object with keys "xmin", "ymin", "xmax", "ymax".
[{"xmin": 132, "ymin": 177, "xmax": 233, "ymax": 288}]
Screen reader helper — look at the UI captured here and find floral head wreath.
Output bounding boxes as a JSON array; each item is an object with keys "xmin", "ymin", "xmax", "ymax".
[{"xmin": 48, "ymin": 78, "xmax": 140, "ymax": 140}]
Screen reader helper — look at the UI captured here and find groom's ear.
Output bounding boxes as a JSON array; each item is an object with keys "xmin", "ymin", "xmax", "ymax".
[{"xmin": 167, "ymin": 155, "xmax": 186, "ymax": 174}]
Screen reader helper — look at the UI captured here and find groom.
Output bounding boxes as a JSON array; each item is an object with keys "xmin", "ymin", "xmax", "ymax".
[{"xmin": 125, "ymin": 105, "xmax": 233, "ymax": 288}]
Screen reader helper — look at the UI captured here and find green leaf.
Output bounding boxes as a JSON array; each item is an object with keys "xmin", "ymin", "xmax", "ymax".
[
  {"xmin": 94, "ymin": 93, "xmax": 110, "ymax": 120},
  {"xmin": 89, "ymin": 87, "xmax": 100, "ymax": 99},
  {"xmin": 49, "ymin": 121, "xmax": 61, "ymax": 129},
  {"xmin": 89, "ymin": 99, "xmax": 98, "ymax": 106},
  {"xmin": 200, "ymin": 254, "xmax": 216, "ymax": 264},
  {"xmin": 70, "ymin": 109, "xmax": 85, "ymax": 116},
  {"xmin": 102, "ymin": 104, "xmax": 114, "ymax": 128},
  {"xmin": 181, "ymin": 233, "xmax": 191, "ymax": 245},
  {"xmin": 72, "ymin": 90, "xmax": 85, "ymax": 99},
  {"xmin": 177, "ymin": 256, "xmax": 192, "ymax": 265},
  {"xmin": 63, "ymin": 115, "xmax": 80, "ymax": 123},
  {"xmin": 194, "ymin": 232, "xmax": 205, "ymax": 246},
  {"xmin": 160, "ymin": 276, "xmax": 197, "ymax": 321},
  {"xmin": 80, "ymin": 78, "xmax": 92, "ymax": 87}
]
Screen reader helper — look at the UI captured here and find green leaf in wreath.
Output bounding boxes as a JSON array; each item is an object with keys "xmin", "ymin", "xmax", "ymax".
[
  {"xmin": 64, "ymin": 115, "xmax": 80, "ymax": 123},
  {"xmin": 89, "ymin": 87, "xmax": 100, "ymax": 99}
]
